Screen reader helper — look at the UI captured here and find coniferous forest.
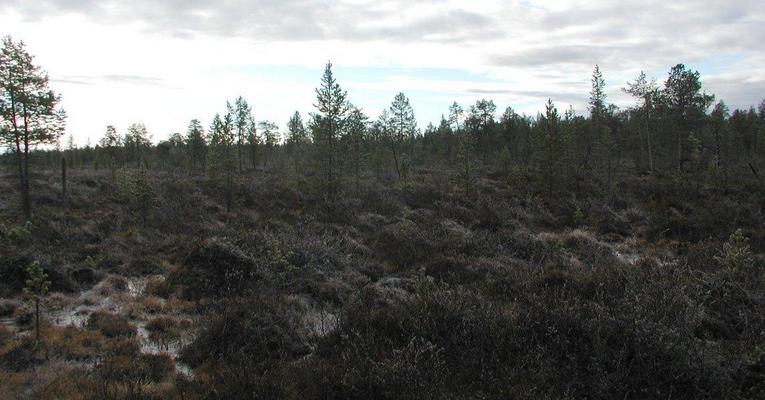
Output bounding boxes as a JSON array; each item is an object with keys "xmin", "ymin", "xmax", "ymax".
[{"xmin": 1, "ymin": 32, "xmax": 765, "ymax": 399}]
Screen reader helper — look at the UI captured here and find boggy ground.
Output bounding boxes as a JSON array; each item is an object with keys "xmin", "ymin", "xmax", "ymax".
[{"xmin": 0, "ymin": 166, "xmax": 764, "ymax": 399}]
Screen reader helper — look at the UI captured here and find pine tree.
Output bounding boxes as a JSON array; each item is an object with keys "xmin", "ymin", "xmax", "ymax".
[
  {"xmin": 99, "ymin": 125, "xmax": 121, "ymax": 147},
  {"xmin": 344, "ymin": 106, "xmax": 368, "ymax": 192},
  {"xmin": 498, "ymin": 145, "xmax": 512, "ymax": 179},
  {"xmin": 124, "ymin": 123, "xmax": 152, "ymax": 168},
  {"xmin": 534, "ymin": 99, "xmax": 564, "ymax": 199},
  {"xmin": 624, "ymin": 71, "xmax": 658, "ymax": 174},
  {"xmin": 233, "ymin": 97, "xmax": 252, "ymax": 173},
  {"xmin": 246, "ymin": 116, "xmax": 259, "ymax": 170},
  {"xmin": 109, "ymin": 156, "xmax": 117, "ymax": 186},
  {"xmin": 469, "ymin": 99, "xmax": 496, "ymax": 161},
  {"xmin": 286, "ymin": 111, "xmax": 307, "ymax": 174},
  {"xmin": 386, "ymin": 92, "xmax": 417, "ymax": 181},
  {"xmin": 662, "ymin": 64, "xmax": 714, "ymax": 174},
  {"xmin": 99, "ymin": 125, "xmax": 123, "ymax": 167},
  {"xmin": 0, "ymin": 36, "xmax": 66, "ymax": 218},
  {"xmin": 588, "ymin": 65, "xmax": 608, "ymax": 172},
  {"xmin": 561, "ymin": 105, "xmax": 577, "ymax": 184},
  {"xmin": 61, "ymin": 156, "xmax": 66, "ymax": 198},
  {"xmin": 185, "ymin": 119, "xmax": 207, "ymax": 172},
  {"xmin": 132, "ymin": 168, "xmax": 154, "ymax": 225},
  {"xmin": 258, "ymin": 120, "xmax": 279, "ymax": 169},
  {"xmin": 370, "ymin": 112, "xmax": 389, "ymax": 181},
  {"xmin": 312, "ymin": 62, "xmax": 348, "ymax": 202},
  {"xmin": 23, "ymin": 260, "xmax": 50, "ymax": 345},
  {"xmin": 715, "ymin": 229, "xmax": 753, "ymax": 272},
  {"xmin": 448, "ymin": 102, "xmax": 464, "ymax": 131},
  {"xmin": 208, "ymin": 111, "xmax": 236, "ymax": 210},
  {"xmin": 457, "ymin": 128, "xmax": 476, "ymax": 194}
]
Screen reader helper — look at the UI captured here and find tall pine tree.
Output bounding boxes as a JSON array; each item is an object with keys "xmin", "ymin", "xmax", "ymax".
[{"xmin": 312, "ymin": 62, "xmax": 348, "ymax": 202}]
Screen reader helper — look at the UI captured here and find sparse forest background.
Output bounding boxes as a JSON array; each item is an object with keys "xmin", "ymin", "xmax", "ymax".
[{"xmin": 1, "ymin": 35, "xmax": 765, "ymax": 399}]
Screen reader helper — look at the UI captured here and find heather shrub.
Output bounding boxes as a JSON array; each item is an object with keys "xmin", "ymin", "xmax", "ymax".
[
  {"xmin": 0, "ymin": 300, "xmax": 18, "ymax": 317},
  {"xmin": 180, "ymin": 296, "xmax": 309, "ymax": 369},
  {"xmin": 375, "ymin": 220, "xmax": 432, "ymax": 268},
  {"xmin": 168, "ymin": 239, "xmax": 264, "ymax": 300},
  {"xmin": 145, "ymin": 316, "xmax": 182, "ymax": 348},
  {"xmin": 179, "ymin": 296, "xmax": 310, "ymax": 398},
  {"xmin": 86, "ymin": 311, "xmax": 136, "ymax": 338},
  {"xmin": 48, "ymin": 326, "xmax": 106, "ymax": 360},
  {"xmin": 0, "ymin": 339, "xmax": 41, "ymax": 372}
]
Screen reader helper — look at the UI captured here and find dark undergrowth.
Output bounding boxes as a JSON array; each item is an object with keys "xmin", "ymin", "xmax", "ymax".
[{"xmin": 0, "ymin": 166, "xmax": 763, "ymax": 399}]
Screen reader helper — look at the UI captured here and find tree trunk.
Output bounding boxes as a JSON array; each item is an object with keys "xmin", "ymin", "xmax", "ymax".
[
  {"xmin": 61, "ymin": 157, "xmax": 67, "ymax": 198},
  {"xmin": 677, "ymin": 131, "xmax": 683, "ymax": 174},
  {"xmin": 15, "ymin": 134, "xmax": 26, "ymax": 217},
  {"xmin": 22, "ymin": 105, "xmax": 32, "ymax": 219},
  {"xmin": 645, "ymin": 109, "xmax": 654, "ymax": 174},
  {"xmin": 35, "ymin": 298, "xmax": 40, "ymax": 344},
  {"xmin": 237, "ymin": 139, "xmax": 243, "ymax": 174},
  {"xmin": 9, "ymin": 85, "xmax": 30, "ymax": 219}
]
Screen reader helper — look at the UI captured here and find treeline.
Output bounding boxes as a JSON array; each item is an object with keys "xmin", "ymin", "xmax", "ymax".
[
  {"xmin": 54, "ymin": 64, "xmax": 765, "ymax": 194},
  {"xmin": 3, "ymin": 33, "xmax": 765, "ymax": 217}
]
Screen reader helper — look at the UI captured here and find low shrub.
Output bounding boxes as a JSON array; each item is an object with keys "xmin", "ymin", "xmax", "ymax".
[
  {"xmin": 169, "ymin": 239, "xmax": 265, "ymax": 300},
  {"xmin": 375, "ymin": 220, "xmax": 432, "ymax": 269},
  {"xmin": 0, "ymin": 339, "xmax": 41, "ymax": 372},
  {"xmin": 86, "ymin": 311, "xmax": 136, "ymax": 338},
  {"xmin": 0, "ymin": 300, "xmax": 18, "ymax": 317},
  {"xmin": 180, "ymin": 296, "xmax": 309, "ymax": 368},
  {"xmin": 145, "ymin": 316, "xmax": 182, "ymax": 348}
]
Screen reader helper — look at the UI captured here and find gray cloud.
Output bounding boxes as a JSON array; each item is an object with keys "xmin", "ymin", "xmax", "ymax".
[
  {"xmin": 705, "ymin": 75, "xmax": 765, "ymax": 110},
  {"xmin": 101, "ymin": 74, "xmax": 164, "ymax": 84},
  {"xmin": 55, "ymin": 74, "xmax": 166, "ymax": 86},
  {"xmin": 4, "ymin": 0, "xmax": 765, "ymax": 111},
  {"xmin": 467, "ymin": 87, "xmax": 588, "ymax": 107},
  {"xmin": 52, "ymin": 77, "xmax": 93, "ymax": 85},
  {"xmin": 2, "ymin": 0, "xmax": 499, "ymax": 44}
]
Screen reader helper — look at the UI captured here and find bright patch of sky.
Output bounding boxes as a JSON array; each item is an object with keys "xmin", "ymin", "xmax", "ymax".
[{"xmin": 1, "ymin": 0, "xmax": 763, "ymax": 145}]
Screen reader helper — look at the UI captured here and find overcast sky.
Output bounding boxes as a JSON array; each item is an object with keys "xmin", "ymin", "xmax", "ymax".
[{"xmin": 1, "ymin": 0, "xmax": 764, "ymax": 145}]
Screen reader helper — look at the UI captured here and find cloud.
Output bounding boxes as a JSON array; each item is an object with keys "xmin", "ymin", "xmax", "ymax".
[
  {"xmin": 52, "ymin": 77, "xmax": 93, "ymax": 86},
  {"xmin": 2, "ymin": 0, "xmax": 501, "ymax": 44},
  {"xmin": 54, "ymin": 74, "xmax": 167, "ymax": 86},
  {"xmin": 1, "ymin": 0, "xmax": 764, "ymax": 144},
  {"xmin": 101, "ymin": 74, "xmax": 164, "ymax": 85}
]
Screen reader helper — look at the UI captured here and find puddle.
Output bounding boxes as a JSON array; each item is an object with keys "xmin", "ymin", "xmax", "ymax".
[
  {"xmin": 135, "ymin": 320, "xmax": 194, "ymax": 377},
  {"xmin": 1, "ymin": 274, "xmax": 195, "ymax": 378}
]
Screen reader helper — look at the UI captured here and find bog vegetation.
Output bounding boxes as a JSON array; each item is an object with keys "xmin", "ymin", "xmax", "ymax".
[{"xmin": 1, "ymin": 35, "xmax": 764, "ymax": 399}]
